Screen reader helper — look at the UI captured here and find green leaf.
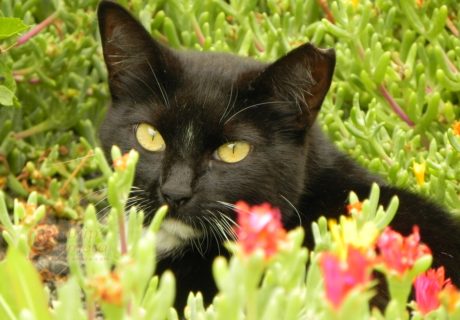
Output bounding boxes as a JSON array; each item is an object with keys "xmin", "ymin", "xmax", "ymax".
[
  {"xmin": 0, "ymin": 248, "xmax": 52, "ymax": 320},
  {"xmin": 0, "ymin": 18, "xmax": 28, "ymax": 40},
  {"xmin": 0, "ymin": 85, "xmax": 14, "ymax": 106}
]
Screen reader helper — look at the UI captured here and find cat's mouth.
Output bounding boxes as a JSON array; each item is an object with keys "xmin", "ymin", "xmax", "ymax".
[
  {"xmin": 155, "ymin": 218, "xmax": 202, "ymax": 258},
  {"xmin": 153, "ymin": 203, "xmax": 238, "ymax": 259}
]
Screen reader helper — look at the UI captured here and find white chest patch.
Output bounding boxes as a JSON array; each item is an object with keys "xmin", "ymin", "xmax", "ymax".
[{"xmin": 155, "ymin": 218, "xmax": 200, "ymax": 259}]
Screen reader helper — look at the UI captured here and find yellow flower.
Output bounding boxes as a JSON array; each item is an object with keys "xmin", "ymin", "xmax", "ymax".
[
  {"xmin": 329, "ymin": 216, "xmax": 378, "ymax": 260},
  {"xmin": 413, "ymin": 161, "xmax": 426, "ymax": 186}
]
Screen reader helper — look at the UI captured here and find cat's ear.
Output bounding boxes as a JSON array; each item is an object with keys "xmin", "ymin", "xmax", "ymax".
[
  {"xmin": 97, "ymin": 1, "xmax": 179, "ymax": 98},
  {"xmin": 252, "ymin": 43, "xmax": 335, "ymax": 127}
]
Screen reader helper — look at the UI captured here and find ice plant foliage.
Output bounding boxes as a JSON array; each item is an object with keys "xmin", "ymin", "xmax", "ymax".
[
  {"xmin": 1, "ymin": 0, "xmax": 460, "ymax": 318},
  {"xmin": 320, "ymin": 246, "xmax": 373, "ymax": 309},
  {"xmin": 234, "ymin": 201, "xmax": 286, "ymax": 259},
  {"xmin": 377, "ymin": 226, "xmax": 431, "ymax": 275}
]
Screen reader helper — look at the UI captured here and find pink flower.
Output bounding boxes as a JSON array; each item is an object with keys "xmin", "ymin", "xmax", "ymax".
[
  {"xmin": 234, "ymin": 201, "xmax": 286, "ymax": 259},
  {"xmin": 320, "ymin": 246, "xmax": 372, "ymax": 309},
  {"xmin": 377, "ymin": 226, "xmax": 431, "ymax": 275},
  {"xmin": 414, "ymin": 267, "xmax": 451, "ymax": 315}
]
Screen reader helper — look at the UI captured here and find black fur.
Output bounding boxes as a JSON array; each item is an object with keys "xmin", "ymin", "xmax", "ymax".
[{"xmin": 97, "ymin": 1, "xmax": 460, "ymax": 312}]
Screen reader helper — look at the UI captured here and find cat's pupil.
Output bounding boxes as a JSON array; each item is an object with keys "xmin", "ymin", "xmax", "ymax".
[{"xmin": 148, "ymin": 128, "xmax": 156, "ymax": 140}]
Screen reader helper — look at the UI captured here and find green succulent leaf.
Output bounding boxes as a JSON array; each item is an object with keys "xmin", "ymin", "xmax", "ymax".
[{"xmin": 0, "ymin": 17, "xmax": 28, "ymax": 40}]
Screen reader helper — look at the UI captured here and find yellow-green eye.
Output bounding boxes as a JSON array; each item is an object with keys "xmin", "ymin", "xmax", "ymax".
[
  {"xmin": 215, "ymin": 141, "xmax": 251, "ymax": 163},
  {"xmin": 135, "ymin": 123, "xmax": 165, "ymax": 152}
]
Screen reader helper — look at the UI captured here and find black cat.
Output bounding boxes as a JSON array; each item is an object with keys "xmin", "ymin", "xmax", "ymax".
[{"xmin": 97, "ymin": 1, "xmax": 460, "ymax": 312}]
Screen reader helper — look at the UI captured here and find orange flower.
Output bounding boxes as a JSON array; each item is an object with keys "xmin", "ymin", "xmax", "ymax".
[
  {"xmin": 414, "ymin": 267, "xmax": 450, "ymax": 315},
  {"xmin": 234, "ymin": 201, "xmax": 286, "ymax": 259},
  {"xmin": 346, "ymin": 201, "xmax": 363, "ymax": 214},
  {"xmin": 453, "ymin": 121, "xmax": 460, "ymax": 136},
  {"xmin": 113, "ymin": 153, "xmax": 130, "ymax": 171},
  {"xmin": 320, "ymin": 246, "xmax": 373, "ymax": 309},
  {"xmin": 89, "ymin": 272, "xmax": 123, "ymax": 306},
  {"xmin": 377, "ymin": 226, "xmax": 431, "ymax": 275},
  {"xmin": 440, "ymin": 282, "xmax": 460, "ymax": 313}
]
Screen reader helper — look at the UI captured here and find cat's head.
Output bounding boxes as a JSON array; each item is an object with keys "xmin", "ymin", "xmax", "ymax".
[{"xmin": 97, "ymin": 1, "xmax": 335, "ymax": 257}]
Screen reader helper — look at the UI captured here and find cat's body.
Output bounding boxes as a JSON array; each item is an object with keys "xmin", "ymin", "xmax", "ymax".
[{"xmin": 98, "ymin": 1, "xmax": 460, "ymax": 312}]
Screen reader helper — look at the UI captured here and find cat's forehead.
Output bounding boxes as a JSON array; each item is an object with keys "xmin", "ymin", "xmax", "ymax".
[
  {"xmin": 179, "ymin": 50, "xmax": 264, "ymax": 82},
  {"xmin": 170, "ymin": 51, "xmax": 263, "ymax": 116}
]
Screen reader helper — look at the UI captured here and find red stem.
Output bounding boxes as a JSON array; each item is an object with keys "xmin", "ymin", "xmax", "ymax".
[
  {"xmin": 316, "ymin": 0, "xmax": 335, "ymax": 24},
  {"xmin": 118, "ymin": 214, "xmax": 128, "ymax": 255},
  {"xmin": 254, "ymin": 39, "xmax": 265, "ymax": 52},
  {"xmin": 16, "ymin": 12, "xmax": 58, "ymax": 47},
  {"xmin": 378, "ymin": 84, "xmax": 415, "ymax": 127},
  {"xmin": 192, "ymin": 20, "xmax": 205, "ymax": 46},
  {"xmin": 446, "ymin": 16, "xmax": 459, "ymax": 37}
]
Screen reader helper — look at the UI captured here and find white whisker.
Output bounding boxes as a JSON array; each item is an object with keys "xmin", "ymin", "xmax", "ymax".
[{"xmin": 280, "ymin": 194, "xmax": 302, "ymax": 226}]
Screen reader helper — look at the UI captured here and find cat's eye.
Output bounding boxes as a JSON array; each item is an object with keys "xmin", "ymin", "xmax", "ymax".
[
  {"xmin": 214, "ymin": 141, "xmax": 251, "ymax": 163},
  {"xmin": 135, "ymin": 123, "xmax": 166, "ymax": 152}
]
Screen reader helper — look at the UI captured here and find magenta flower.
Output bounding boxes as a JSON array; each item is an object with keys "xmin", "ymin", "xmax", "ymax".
[
  {"xmin": 320, "ymin": 246, "xmax": 372, "ymax": 309},
  {"xmin": 414, "ymin": 267, "xmax": 451, "ymax": 315},
  {"xmin": 234, "ymin": 201, "xmax": 286, "ymax": 259},
  {"xmin": 377, "ymin": 226, "xmax": 431, "ymax": 275}
]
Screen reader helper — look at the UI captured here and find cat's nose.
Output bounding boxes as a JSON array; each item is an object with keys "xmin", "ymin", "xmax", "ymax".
[
  {"xmin": 160, "ymin": 185, "xmax": 192, "ymax": 208},
  {"xmin": 160, "ymin": 163, "xmax": 193, "ymax": 208}
]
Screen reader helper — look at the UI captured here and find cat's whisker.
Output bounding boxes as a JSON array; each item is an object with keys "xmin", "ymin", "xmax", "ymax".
[
  {"xmin": 195, "ymin": 218, "xmax": 209, "ymax": 254},
  {"xmin": 146, "ymin": 59, "xmax": 171, "ymax": 109},
  {"xmin": 124, "ymin": 68, "xmax": 160, "ymax": 103},
  {"xmin": 107, "ymin": 54, "xmax": 131, "ymax": 59},
  {"xmin": 80, "ymin": 188, "xmax": 108, "ymax": 207},
  {"xmin": 218, "ymin": 212, "xmax": 238, "ymax": 240},
  {"xmin": 51, "ymin": 153, "xmax": 97, "ymax": 165},
  {"xmin": 216, "ymin": 219, "xmax": 231, "ymax": 244},
  {"xmin": 279, "ymin": 194, "xmax": 302, "ymax": 227},
  {"xmin": 203, "ymin": 215, "xmax": 221, "ymax": 256},
  {"xmin": 223, "ymin": 100, "xmax": 293, "ymax": 125},
  {"xmin": 219, "ymin": 83, "xmax": 237, "ymax": 124},
  {"xmin": 209, "ymin": 215, "xmax": 225, "ymax": 255},
  {"xmin": 198, "ymin": 216, "xmax": 211, "ymax": 255},
  {"xmin": 206, "ymin": 210, "xmax": 236, "ymax": 243},
  {"xmin": 215, "ymin": 201, "xmax": 236, "ymax": 211}
]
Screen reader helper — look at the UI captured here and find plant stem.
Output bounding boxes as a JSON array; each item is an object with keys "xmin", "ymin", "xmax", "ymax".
[
  {"xmin": 118, "ymin": 213, "xmax": 128, "ymax": 255},
  {"xmin": 446, "ymin": 16, "xmax": 459, "ymax": 37},
  {"xmin": 16, "ymin": 12, "xmax": 59, "ymax": 46},
  {"xmin": 60, "ymin": 150, "xmax": 94, "ymax": 195},
  {"xmin": 316, "ymin": 0, "xmax": 335, "ymax": 24},
  {"xmin": 87, "ymin": 299, "xmax": 96, "ymax": 320},
  {"xmin": 378, "ymin": 84, "xmax": 415, "ymax": 127},
  {"xmin": 14, "ymin": 120, "xmax": 56, "ymax": 139},
  {"xmin": 192, "ymin": 17, "xmax": 205, "ymax": 46}
]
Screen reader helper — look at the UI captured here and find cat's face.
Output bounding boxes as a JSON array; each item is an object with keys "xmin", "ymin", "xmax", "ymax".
[{"xmin": 98, "ymin": 1, "xmax": 335, "ymax": 256}]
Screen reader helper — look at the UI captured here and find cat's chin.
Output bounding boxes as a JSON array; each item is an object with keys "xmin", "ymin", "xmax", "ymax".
[{"xmin": 154, "ymin": 218, "xmax": 201, "ymax": 259}]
